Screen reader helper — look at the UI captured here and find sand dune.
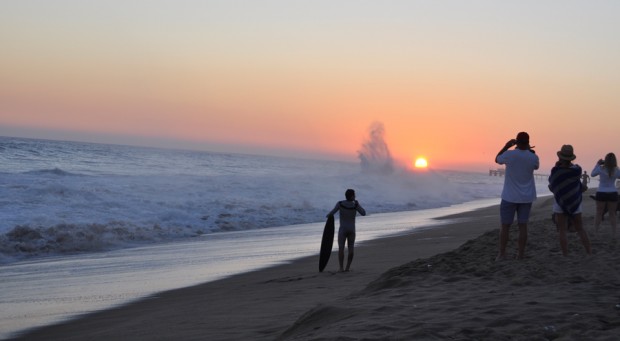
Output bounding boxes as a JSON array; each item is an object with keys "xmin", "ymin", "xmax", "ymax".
[{"xmin": 280, "ymin": 220, "xmax": 620, "ymax": 340}]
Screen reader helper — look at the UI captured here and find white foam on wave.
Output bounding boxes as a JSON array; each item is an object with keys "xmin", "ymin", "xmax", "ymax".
[{"xmin": 0, "ymin": 166, "xmax": 510, "ymax": 262}]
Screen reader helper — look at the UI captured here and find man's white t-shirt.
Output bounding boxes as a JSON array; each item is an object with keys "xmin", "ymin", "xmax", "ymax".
[{"xmin": 496, "ymin": 149, "xmax": 540, "ymax": 203}]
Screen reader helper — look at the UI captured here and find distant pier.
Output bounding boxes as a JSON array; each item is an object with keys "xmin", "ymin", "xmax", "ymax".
[
  {"xmin": 489, "ymin": 168, "xmax": 548, "ymax": 180},
  {"xmin": 489, "ymin": 169, "xmax": 505, "ymax": 177}
]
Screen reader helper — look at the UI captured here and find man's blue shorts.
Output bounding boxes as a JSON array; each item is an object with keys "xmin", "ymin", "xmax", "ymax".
[{"xmin": 500, "ymin": 200, "xmax": 532, "ymax": 225}]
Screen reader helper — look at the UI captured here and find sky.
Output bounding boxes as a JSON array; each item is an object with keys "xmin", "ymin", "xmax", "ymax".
[{"xmin": 1, "ymin": 0, "xmax": 619, "ymax": 172}]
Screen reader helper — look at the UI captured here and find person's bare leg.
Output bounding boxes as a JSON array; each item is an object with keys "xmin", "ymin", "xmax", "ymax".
[
  {"xmin": 517, "ymin": 223, "xmax": 528, "ymax": 259},
  {"xmin": 595, "ymin": 201, "xmax": 605, "ymax": 233},
  {"xmin": 572, "ymin": 214, "xmax": 592, "ymax": 254},
  {"xmin": 608, "ymin": 202, "xmax": 618, "ymax": 238},
  {"xmin": 496, "ymin": 224, "xmax": 510, "ymax": 261},
  {"xmin": 557, "ymin": 214, "xmax": 568, "ymax": 256}
]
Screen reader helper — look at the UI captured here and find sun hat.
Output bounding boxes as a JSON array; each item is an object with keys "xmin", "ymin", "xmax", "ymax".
[{"xmin": 557, "ymin": 144, "xmax": 576, "ymax": 161}]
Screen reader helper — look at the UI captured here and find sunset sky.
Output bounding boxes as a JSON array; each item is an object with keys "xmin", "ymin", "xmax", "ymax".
[{"xmin": 1, "ymin": 1, "xmax": 619, "ymax": 172}]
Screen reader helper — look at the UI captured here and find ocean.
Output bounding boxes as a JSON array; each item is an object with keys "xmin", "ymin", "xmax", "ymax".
[{"xmin": 0, "ymin": 136, "xmax": 552, "ymax": 338}]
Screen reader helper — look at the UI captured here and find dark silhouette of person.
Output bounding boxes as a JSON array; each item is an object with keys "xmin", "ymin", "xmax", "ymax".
[{"xmin": 327, "ymin": 189, "xmax": 366, "ymax": 272}]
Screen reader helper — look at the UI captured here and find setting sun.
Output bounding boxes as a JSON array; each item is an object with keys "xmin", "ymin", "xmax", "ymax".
[{"xmin": 414, "ymin": 157, "xmax": 428, "ymax": 168}]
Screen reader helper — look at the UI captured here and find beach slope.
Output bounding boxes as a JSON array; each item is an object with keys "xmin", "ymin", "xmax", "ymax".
[{"xmin": 12, "ymin": 192, "xmax": 620, "ymax": 340}]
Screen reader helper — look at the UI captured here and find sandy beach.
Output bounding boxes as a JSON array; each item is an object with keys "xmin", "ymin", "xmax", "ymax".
[{"xmin": 11, "ymin": 190, "xmax": 620, "ymax": 340}]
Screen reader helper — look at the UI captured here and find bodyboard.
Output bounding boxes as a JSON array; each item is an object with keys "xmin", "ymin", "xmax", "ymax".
[{"xmin": 318, "ymin": 215, "xmax": 335, "ymax": 272}]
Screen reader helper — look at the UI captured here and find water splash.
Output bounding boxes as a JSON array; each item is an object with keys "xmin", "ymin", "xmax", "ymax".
[{"xmin": 358, "ymin": 122, "xmax": 394, "ymax": 174}]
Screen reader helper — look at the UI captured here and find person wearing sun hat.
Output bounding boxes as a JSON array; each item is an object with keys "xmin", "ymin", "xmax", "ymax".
[
  {"xmin": 548, "ymin": 144, "xmax": 591, "ymax": 256},
  {"xmin": 495, "ymin": 132, "xmax": 539, "ymax": 261}
]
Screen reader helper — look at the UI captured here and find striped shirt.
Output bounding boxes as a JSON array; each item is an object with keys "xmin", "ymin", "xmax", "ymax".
[{"xmin": 549, "ymin": 164, "xmax": 583, "ymax": 216}]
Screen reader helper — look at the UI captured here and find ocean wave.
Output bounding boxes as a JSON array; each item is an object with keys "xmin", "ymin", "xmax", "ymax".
[
  {"xmin": 0, "ymin": 222, "xmax": 204, "ymax": 263},
  {"xmin": 0, "ymin": 135, "xmax": 518, "ymax": 264},
  {"xmin": 23, "ymin": 168, "xmax": 83, "ymax": 177},
  {"xmin": 0, "ymin": 167, "xmax": 510, "ymax": 261}
]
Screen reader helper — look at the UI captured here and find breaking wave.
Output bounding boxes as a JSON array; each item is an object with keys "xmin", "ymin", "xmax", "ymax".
[
  {"xmin": 0, "ymin": 135, "xmax": 528, "ymax": 264},
  {"xmin": 358, "ymin": 122, "xmax": 394, "ymax": 174}
]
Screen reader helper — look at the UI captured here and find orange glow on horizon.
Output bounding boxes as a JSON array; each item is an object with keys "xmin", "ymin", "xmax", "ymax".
[{"xmin": 1, "ymin": 1, "xmax": 616, "ymax": 174}]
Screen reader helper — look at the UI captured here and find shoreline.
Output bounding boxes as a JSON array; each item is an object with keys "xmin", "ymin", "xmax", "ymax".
[
  {"xmin": 0, "ymin": 198, "xmax": 500, "ymax": 339},
  {"xmin": 11, "ymin": 190, "xmax": 620, "ymax": 340}
]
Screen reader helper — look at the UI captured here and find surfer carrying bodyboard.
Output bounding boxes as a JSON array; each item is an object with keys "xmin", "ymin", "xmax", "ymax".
[{"xmin": 322, "ymin": 189, "xmax": 366, "ymax": 272}]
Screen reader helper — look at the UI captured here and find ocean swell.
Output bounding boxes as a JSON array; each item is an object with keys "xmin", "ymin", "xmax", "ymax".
[
  {"xmin": 24, "ymin": 168, "xmax": 83, "ymax": 177},
  {"xmin": 0, "ymin": 222, "xmax": 202, "ymax": 261},
  {"xmin": 0, "ymin": 167, "xmax": 508, "ymax": 263}
]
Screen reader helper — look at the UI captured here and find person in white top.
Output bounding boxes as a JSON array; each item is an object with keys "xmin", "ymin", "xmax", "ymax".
[
  {"xmin": 591, "ymin": 153, "xmax": 620, "ymax": 237},
  {"xmin": 495, "ymin": 132, "xmax": 540, "ymax": 261}
]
